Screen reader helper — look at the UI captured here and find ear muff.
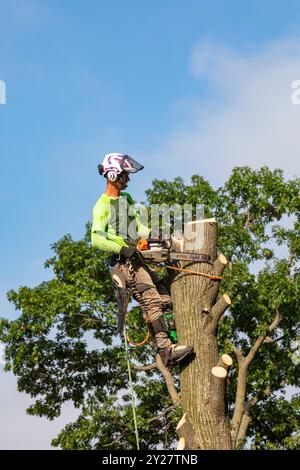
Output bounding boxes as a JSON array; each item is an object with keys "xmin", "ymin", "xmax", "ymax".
[{"xmin": 106, "ymin": 170, "xmax": 118, "ymax": 182}]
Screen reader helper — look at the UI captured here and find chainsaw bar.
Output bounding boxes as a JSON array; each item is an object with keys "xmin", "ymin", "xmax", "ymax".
[
  {"xmin": 140, "ymin": 249, "xmax": 211, "ymax": 264},
  {"xmin": 169, "ymin": 252, "xmax": 211, "ymax": 263}
]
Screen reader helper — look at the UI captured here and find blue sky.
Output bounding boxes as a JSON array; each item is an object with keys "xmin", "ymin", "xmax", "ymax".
[{"xmin": 1, "ymin": 0, "xmax": 300, "ymax": 449}]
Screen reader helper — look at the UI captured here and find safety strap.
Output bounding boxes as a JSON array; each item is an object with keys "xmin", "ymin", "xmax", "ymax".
[{"xmin": 166, "ymin": 264, "xmax": 223, "ymax": 280}]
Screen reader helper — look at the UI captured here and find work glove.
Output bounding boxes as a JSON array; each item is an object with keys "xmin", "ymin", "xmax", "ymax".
[{"xmin": 119, "ymin": 246, "xmax": 137, "ymax": 258}]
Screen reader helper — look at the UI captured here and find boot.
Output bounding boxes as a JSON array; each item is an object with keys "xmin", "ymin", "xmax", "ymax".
[
  {"xmin": 149, "ymin": 318, "xmax": 193, "ymax": 366},
  {"xmin": 159, "ymin": 344, "xmax": 194, "ymax": 366}
]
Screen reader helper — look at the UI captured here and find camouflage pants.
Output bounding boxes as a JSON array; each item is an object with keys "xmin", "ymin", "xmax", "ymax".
[{"xmin": 114, "ymin": 259, "xmax": 172, "ymax": 348}]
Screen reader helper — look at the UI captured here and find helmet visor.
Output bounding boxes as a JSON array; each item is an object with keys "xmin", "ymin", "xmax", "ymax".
[{"xmin": 120, "ymin": 155, "xmax": 144, "ymax": 173}]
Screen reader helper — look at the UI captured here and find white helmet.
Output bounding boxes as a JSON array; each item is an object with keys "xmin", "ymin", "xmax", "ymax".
[{"xmin": 98, "ymin": 153, "xmax": 144, "ymax": 182}]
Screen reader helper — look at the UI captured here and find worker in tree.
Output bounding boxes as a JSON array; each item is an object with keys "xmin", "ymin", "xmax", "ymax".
[{"xmin": 91, "ymin": 153, "xmax": 193, "ymax": 365}]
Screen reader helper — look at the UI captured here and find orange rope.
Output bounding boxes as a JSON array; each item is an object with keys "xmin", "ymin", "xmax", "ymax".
[
  {"xmin": 127, "ymin": 328, "xmax": 150, "ymax": 347},
  {"xmin": 165, "ymin": 265, "xmax": 223, "ymax": 280}
]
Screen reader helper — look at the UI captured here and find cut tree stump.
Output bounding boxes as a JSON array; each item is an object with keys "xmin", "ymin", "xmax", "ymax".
[{"xmin": 212, "ymin": 354, "xmax": 233, "ymax": 378}]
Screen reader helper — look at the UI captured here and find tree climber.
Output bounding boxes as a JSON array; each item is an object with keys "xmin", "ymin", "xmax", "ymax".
[{"xmin": 91, "ymin": 152, "xmax": 193, "ymax": 366}]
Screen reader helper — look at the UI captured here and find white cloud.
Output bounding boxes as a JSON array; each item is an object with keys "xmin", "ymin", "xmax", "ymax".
[{"xmin": 148, "ymin": 37, "xmax": 300, "ymax": 186}]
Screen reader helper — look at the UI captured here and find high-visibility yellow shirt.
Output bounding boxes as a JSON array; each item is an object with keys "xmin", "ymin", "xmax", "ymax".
[{"xmin": 91, "ymin": 192, "xmax": 150, "ymax": 253}]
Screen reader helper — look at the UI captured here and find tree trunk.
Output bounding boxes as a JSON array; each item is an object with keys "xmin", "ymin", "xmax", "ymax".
[{"xmin": 170, "ymin": 220, "xmax": 232, "ymax": 449}]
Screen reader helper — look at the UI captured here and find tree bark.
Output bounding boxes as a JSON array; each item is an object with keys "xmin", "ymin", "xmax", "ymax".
[
  {"xmin": 170, "ymin": 220, "xmax": 232, "ymax": 449},
  {"xmin": 176, "ymin": 412, "xmax": 199, "ymax": 450}
]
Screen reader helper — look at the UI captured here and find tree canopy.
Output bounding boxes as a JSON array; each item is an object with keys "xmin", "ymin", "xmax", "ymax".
[{"xmin": 1, "ymin": 166, "xmax": 299, "ymax": 449}]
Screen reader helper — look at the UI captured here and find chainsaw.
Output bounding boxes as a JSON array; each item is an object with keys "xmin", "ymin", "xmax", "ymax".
[{"xmin": 137, "ymin": 238, "xmax": 211, "ymax": 264}]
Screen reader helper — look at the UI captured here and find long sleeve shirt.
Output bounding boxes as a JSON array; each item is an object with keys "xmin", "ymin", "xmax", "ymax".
[{"xmin": 91, "ymin": 192, "xmax": 150, "ymax": 253}]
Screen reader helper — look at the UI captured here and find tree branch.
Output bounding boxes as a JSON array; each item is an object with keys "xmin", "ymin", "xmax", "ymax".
[
  {"xmin": 133, "ymin": 355, "xmax": 180, "ymax": 405},
  {"xmin": 208, "ymin": 294, "xmax": 231, "ymax": 332},
  {"xmin": 263, "ymin": 334, "xmax": 285, "ymax": 345},
  {"xmin": 269, "ymin": 307, "xmax": 282, "ymax": 332},
  {"xmin": 245, "ymin": 308, "xmax": 282, "ymax": 367},
  {"xmin": 102, "ymin": 431, "xmax": 126, "ymax": 448},
  {"xmin": 231, "ymin": 309, "xmax": 282, "ymax": 447},
  {"xmin": 230, "ymin": 362, "xmax": 247, "ymax": 447},
  {"xmin": 155, "ymin": 354, "xmax": 181, "ymax": 405},
  {"xmin": 243, "ymin": 207, "xmax": 252, "ymax": 230},
  {"xmin": 227, "ymin": 341, "xmax": 245, "ymax": 363},
  {"xmin": 132, "ymin": 362, "xmax": 157, "ymax": 371},
  {"xmin": 236, "ymin": 386, "xmax": 271, "ymax": 446},
  {"xmin": 148, "ymin": 405, "xmax": 175, "ymax": 424},
  {"xmin": 235, "ymin": 412, "xmax": 251, "ymax": 448}
]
